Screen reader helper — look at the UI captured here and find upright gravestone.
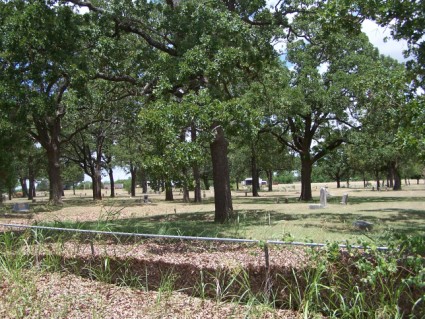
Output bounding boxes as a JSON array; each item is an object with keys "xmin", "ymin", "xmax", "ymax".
[
  {"xmin": 319, "ymin": 187, "xmax": 327, "ymax": 207},
  {"xmin": 309, "ymin": 187, "xmax": 327, "ymax": 209},
  {"xmin": 143, "ymin": 194, "xmax": 151, "ymax": 203},
  {"xmin": 340, "ymin": 193, "xmax": 348, "ymax": 205}
]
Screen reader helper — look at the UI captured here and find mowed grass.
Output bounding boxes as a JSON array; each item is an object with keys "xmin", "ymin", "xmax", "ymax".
[{"xmin": 6, "ymin": 182, "xmax": 422, "ymax": 246}]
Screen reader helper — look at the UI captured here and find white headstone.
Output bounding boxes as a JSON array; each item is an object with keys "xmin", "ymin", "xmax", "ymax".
[
  {"xmin": 309, "ymin": 187, "xmax": 327, "ymax": 209},
  {"xmin": 340, "ymin": 193, "xmax": 348, "ymax": 205},
  {"xmin": 319, "ymin": 187, "xmax": 327, "ymax": 207}
]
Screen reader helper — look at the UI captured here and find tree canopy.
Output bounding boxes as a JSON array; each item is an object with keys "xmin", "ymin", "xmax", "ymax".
[{"xmin": 0, "ymin": 0, "xmax": 423, "ymax": 219}]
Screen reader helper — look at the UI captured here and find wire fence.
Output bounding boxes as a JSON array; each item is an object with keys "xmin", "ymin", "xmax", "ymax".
[
  {"xmin": 0, "ymin": 223, "xmax": 389, "ymax": 251},
  {"xmin": 0, "ymin": 224, "xmax": 388, "ymax": 293}
]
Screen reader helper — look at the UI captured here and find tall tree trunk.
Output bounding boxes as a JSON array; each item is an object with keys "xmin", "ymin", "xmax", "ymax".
[
  {"xmin": 92, "ymin": 171, "xmax": 102, "ymax": 200},
  {"xmin": 140, "ymin": 169, "xmax": 148, "ymax": 193},
  {"xmin": 108, "ymin": 167, "xmax": 115, "ymax": 198},
  {"xmin": 336, "ymin": 176, "xmax": 341, "ymax": 188},
  {"xmin": 19, "ymin": 177, "xmax": 28, "ymax": 198},
  {"xmin": 387, "ymin": 167, "xmax": 394, "ymax": 187},
  {"xmin": 28, "ymin": 178, "xmax": 35, "ymax": 200},
  {"xmin": 182, "ymin": 168, "xmax": 190, "ymax": 203},
  {"xmin": 300, "ymin": 156, "xmax": 313, "ymax": 201},
  {"xmin": 92, "ymin": 136, "xmax": 104, "ymax": 200},
  {"xmin": 375, "ymin": 171, "xmax": 380, "ymax": 190},
  {"xmin": 92, "ymin": 156, "xmax": 103, "ymax": 200},
  {"xmin": 210, "ymin": 126, "xmax": 233, "ymax": 223},
  {"xmin": 182, "ymin": 186, "xmax": 190, "ymax": 202},
  {"xmin": 251, "ymin": 146, "xmax": 259, "ymax": 197},
  {"xmin": 202, "ymin": 173, "xmax": 210, "ymax": 190},
  {"xmin": 392, "ymin": 162, "xmax": 402, "ymax": 190},
  {"xmin": 266, "ymin": 170, "xmax": 273, "ymax": 192},
  {"xmin": 130, "ymin": 163, "xmax": 137, "ymax": 197},
  {"xmin": 179, "ymin": 130, "xmax": 190, "ymax": 203},
  {"xmin": 46, "ymin": 146, "xmax": 63, "ymax": 204},
  {"xmin": 193, "ymin": 165, "xmax": 202, "ymax": 202},
  {"xmin": 165, "ymin": 180, "xmax": 173, "ymax": 201},
  {"xmin": 27, "ymin": 155, "xmax": 35, "ymax": 200},
  {"xmin": 191, "ymin": 124, "xmax": 202, "ymax": 203},
  {"xmin": 34, "ymin": 97, "xmax": 66, "ymax": 205}
]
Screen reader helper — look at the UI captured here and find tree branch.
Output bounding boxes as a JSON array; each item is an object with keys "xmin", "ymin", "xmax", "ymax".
[
  {"xmin": 328, "ymin": 117, "xmax": 362, "ymax": 130},
  {"xmin": 312, "ymin": 138, "xmax": 345, "ymax": 163},
  {"xmin": 55, "ymin": 75, "xmax": 70, "ymax": 119},
  {"xmin": 270, "ymin": 130, "xmax": 300, "ymax": 154},
  {"xmin": 60, "ymin": 119, "xmax": 104, "ymax": 145},
  {"xmin": 94, "ymin": 72, "xmax": 137, "ymax": 84},
  {"xmin": 67, "ymin": 0, "xmax": 178, "ymax": 56}
]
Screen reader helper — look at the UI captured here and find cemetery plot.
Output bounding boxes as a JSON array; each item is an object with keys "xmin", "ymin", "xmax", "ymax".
[{"xmin": 12, "ymin": 203, "xmax": 30, "ymax": 213}]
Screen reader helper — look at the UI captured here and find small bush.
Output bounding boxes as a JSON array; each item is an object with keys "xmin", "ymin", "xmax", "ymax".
[{"xmin": 278, "ymin": 237, "xmax": 425, "ymax": 318}]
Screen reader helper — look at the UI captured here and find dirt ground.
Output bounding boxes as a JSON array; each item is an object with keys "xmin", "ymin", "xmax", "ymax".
[
  {"xmin": 0, "ymin": 270, "xmax": 300, "ymax": 319},
  {"xmin": 0, "ymin": 182, "xmax": 423, "ymax": 318}
]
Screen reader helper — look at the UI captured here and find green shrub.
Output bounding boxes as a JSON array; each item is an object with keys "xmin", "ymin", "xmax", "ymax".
[{"xmin": 279, "ymin": 237, "xmax": 425, "ymax": 318}]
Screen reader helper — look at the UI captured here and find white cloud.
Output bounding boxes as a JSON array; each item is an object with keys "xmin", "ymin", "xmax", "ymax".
[
  {"xmin": 266, "ymin": 1, "xmax": 408, "ymax": 63},
  {"xmin": 361, "ymin": 20, "xmax": 408, "ymax": 62},
  {"xmin": 84, "ymin": 167, "xmax": 130, "ymax": 182},
  {"xmin": 266, "ymin": 0, "xmax": 281, "ymax": 10}
]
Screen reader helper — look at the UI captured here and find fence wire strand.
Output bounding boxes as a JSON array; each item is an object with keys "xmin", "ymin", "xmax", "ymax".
[{"xmin": 0, "ymin": 223, "xmax": 388, "ymax": 250}]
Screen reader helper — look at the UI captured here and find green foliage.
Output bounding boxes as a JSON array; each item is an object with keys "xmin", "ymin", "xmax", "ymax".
[
  {"xmin": 62, "ymin": 161, "xmax": 84, "ymax": 188},
  {"xmin": 0, "ymin": 116, "xmax": 30, "ymax": 196},
  {"xmin": 279, "ymin": 236, "xmax": 424, "ymax": 318},
  {"xmin": 397, "ymin": 96, "xmax": 425, "ymax": 162},
  {"xmin": 360, "ymin": 0, "xmax": 425, "ymax": 87},
  {"xmin": 75, "ymin": 181, "xmax": 92, "ymax": 190},
  {"xmin": 0, "ymin": 0, "xmax": 96, "ymax": 203},
  {"xmin": 36, "ymin": 179, "xmax": 49, "ymax": 192},
  {"xmin": 346, "ymin": 55, "xmax": 412, "ymax": 189},
  {"xmin": 274, "ymin": 171, "xmax": 296, "ymax": 184},
  {"xmin": 310, "ymin": 167, "xmax": 328, "ymax": 183},
  {"xmin": 121, "ymin": 179, "xmax": 131, "ymax": 194}
]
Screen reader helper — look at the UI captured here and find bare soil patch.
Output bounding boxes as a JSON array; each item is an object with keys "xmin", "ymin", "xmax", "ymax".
[
  {"xmin": 0, "ymin": 270, "xmax": 299, "ymax": 319},
  {"xmin": 26, "ymin": 239, "xmax": 309, "ymax": 299}
]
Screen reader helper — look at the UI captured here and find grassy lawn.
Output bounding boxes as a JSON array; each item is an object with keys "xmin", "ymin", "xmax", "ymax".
[{"xmin": 2, "ymin": 182, "xmax": 420, "ymax": 246}]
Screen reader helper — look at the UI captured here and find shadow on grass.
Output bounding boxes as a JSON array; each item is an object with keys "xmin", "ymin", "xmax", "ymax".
[
  {"xmin": 334, "ymin": 196, "xmax": 425, "ymax": 205},
  {"xmin": 358, "ymin": 208, "xmax": 425, "ymax": 221},
  {"xmin": 233, "ymin": 197, "xmax": 300, "ymax": 205},
  {"xmin": 234, "ymin": 195, "xmax": 424, "ymax": 206},
  {"xmin": 0, "ymin": 212, "xmax": 33, "ymax": 220},
  {"xmin": 296, "ymin": 208, "xmax": 425, "ymax": 238},
  {"xmin": 37, "ymin": 205, "xmax": 425, "ymax": 242},
  {"xmin": 42, "ymin": 211, "xmax": 235, "ymax": 239}
]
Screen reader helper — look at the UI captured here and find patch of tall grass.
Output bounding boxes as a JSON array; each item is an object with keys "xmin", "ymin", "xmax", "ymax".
[
  {"xmin": 0, "ymin": 228, "xmax": 423, "ymax": 318},
  {"xmin": 278, "ymin": 236, "xmax": 424, "ymax": 318}
]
